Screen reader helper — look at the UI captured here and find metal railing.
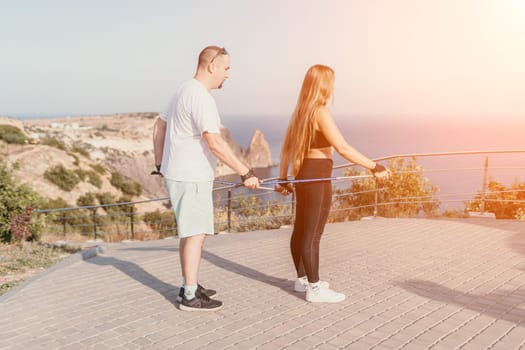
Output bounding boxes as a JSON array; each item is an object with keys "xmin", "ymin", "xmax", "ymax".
[{"xmin": 33, "ymin": 150, "xmax": 525, "ymax": 242}]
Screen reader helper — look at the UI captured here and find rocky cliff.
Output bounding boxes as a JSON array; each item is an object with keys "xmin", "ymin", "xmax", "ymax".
[{"xmin": 1, "ymin": 113, "xmax": 274, "ymax": 203}]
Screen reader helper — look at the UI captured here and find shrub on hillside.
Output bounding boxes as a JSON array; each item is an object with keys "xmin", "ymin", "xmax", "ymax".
[
  {"xmin": 41, "ymin": 136, "xmax": 66, "ymax": 150},
  {"xmin": 68, "ymin": 152, "xmax": 80, "ymax": 166},
  {"xmin": 44, "ymin": 165, "xmax": 80, "ymax": 191},
  {"xmin": 77, "ymin": 192, "xmax": 97, "ymax": 207},
  {"xmin": 0, "ymin": 125, "xmax": 27, "ymax": 144},
  {"xmin": 74, "ymin": 168, "xmax": 88, "ymax": 181},
  {"xmin": 0, "ymin": 160, "xmax": 42, "ymax": 243},
  {"xmin": 89, "ymin": 163, "xmax": 106, "ymax": 175},
  {"xmin": 143, "ymin": 210, "xmax": 177, "ymax": 237},
  {"xmin": 110, "ymin": 171, "xmax": 142, "ymax": 196},
  {"xmin": 71, "ymin": 142, "xmax": 90, "ymax": 158},
  {"xmin": 41, "ymin": 197, "xmax": 71, "ymax": 210},
  {"xmin": 86, "ymin": 170, "xmax": 102, "ymax": 188},
  {"xmin": 225, "ymin": 193, "xmax": 293, "ymax": 232},
  {"xmin": 96, "ymin": 192, "xmax": 116, "ymax": 207}
]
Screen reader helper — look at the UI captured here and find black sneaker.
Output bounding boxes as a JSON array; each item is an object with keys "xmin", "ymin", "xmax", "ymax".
[
  {"xmin": 176, "ymin": 284, "xmax": 217, "ymax": 303},
  {"xmin": 179, "ymin": 288, "xmax": 223, "ymax": 312}
]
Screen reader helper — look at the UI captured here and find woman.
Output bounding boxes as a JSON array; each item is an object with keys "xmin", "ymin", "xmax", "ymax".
[{"xmin": 276, "ymin": 64, "xmax": 389, "ymax": 303}]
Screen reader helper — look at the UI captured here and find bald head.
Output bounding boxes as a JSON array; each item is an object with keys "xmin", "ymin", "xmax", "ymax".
[
  {"xmin": 194, "ymin": 45, "xmax": 230, "ymax": 90},
  {"xmin": 198, "ymin": 46, "xmax": 229, "ymax": 69}
]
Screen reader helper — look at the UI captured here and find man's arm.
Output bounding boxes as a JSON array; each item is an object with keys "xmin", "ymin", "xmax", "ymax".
[
  {"xmin": 203, "ymin": 132, "xmax": 259, "ymax": 188},
  {"xmin": 153, "ymin": 118, "xmax": 167, "ymax": 167}
]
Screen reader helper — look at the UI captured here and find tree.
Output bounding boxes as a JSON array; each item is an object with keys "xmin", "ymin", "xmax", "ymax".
[
  {"xmin": 466, "ymin": 179, "xmax": 525, "ymax": 219},
  {"xmin": 331, "ymin": 157, "xmax": 440, "ymax": 222},
  {"xmin": 0, "ymin": 160, "xmax": 42, "ymax": 242}
]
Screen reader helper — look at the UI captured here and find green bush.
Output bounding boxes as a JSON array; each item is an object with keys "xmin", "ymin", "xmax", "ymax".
[
  {"xmin": 143, "ymin": 210, "xmax": 177, "ymax": 237},
  {"xmin": 74, "ymin": 168, "xmax": 88, "ymax": 181},
  {"xmin": 331, "ymin": 157, "xmax": 439, "ymax": 221},
  {"xmin": 71, "ymin": 142, "xmax": 90, "ymax": 158},
  {"xmin": 110, "ymin": 171, "xmax": 142, "ymax": 196},
  {"xmin": 72, "ymin": 168, "xmax": 102, "ymax": 188},
  {"xmin": 41, "ymin": 197, "xmax": 71, "ymax": 210},
  {"xmin": 0, "ymin": 160, "xmax": 43, "ymax": 242},
  {"xmin": 67, "ymin": 152, "xmax": 80, "ymax": 166},
  {"xmin": 96, "ymin": 192, "xmax": 116, "ymax": 206},
  {"xmin": 0, "ymin": 125, "xmax": 27, "ymax": 144},
  {"xmin": 466, "ymin": 179, "xmax": 525, "ymax": 219},
  {"xmin": 77, "ymin": 192, "xmax": 97, "ymax": 207},
  {"xmin": 86, "ymin": 170, "xmax": 102, "ymax": 188},
  {"xmin": 41, "ymin": 136, "xmax": 66, "ymax": 150},
  {"xmin": 44, "ymin": 165, "xmax": 80, "ymax": 191},
  {"xmin": 89, "ymin": 163, "xmax": 106, "ymax": 175},
  {"xmin": 226, "ymin": 193, "xmax": 293, "ymax": 232}
]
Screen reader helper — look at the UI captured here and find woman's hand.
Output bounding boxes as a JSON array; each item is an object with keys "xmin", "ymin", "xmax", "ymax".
[
  {"xmin": 371, "ymin": 163, "xmax": 391, "ymax": 180},
  {"xmin": 275, "ymin": 181, "xmax": 294, "ymax": 196}
]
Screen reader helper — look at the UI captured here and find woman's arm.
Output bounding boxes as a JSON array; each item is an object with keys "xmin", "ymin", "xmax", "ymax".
[{"xmin": 316, "ymin": 107, "xmax": 376, "ymax": 170}]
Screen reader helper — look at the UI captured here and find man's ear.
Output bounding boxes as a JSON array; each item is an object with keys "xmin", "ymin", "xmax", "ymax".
[{"xmin": 207, "ymin": 62, "xmax": 215, "ymax": 74}]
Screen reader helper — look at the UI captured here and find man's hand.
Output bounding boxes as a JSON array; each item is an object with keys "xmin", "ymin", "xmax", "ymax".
[
  {"xmin": 241, "ymin": 169, "xmax": 259, "ymax": 189},
  {"xmin": 150, "ymin": 164, "xmax": 163, "ymax": 176}
]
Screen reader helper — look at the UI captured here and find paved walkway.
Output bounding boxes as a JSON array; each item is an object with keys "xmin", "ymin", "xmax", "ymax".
[{"xmin": 1, "ymin": 218, "xmax": 525, "ymax": 350}]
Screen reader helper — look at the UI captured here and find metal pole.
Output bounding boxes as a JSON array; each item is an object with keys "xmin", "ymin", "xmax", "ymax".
[
  {"xmin": 227, "ymin": 190, "xmax": 232, "ymax": 232},
  {"xmin": 130, "ymin": 205, "xmax": 134, "ymax": 240},
  {"xmin": 92, "ymin": 208, "xmax": 97, "ymax": 240},
  {"xmin": 62, "ymin": 212, "xmax": 66, "ymax": 238},
  {"xmin": 480, "ymin": 156, "xmax": 489, "ymax": 214},
  {"xmin": 292, "ymin": 191, "xmax": 296, "ymax": 225},
  {"xmin": 373, "ymin": 178, "xmax": 379, "ymax": 218}
]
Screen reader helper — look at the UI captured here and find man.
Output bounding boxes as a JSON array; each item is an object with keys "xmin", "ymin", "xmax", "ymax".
[{"xmin": 152, "ymin": 46, "xmax": 259, "ymax": 311}]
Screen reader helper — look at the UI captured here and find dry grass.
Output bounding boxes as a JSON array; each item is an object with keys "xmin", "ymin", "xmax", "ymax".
[{"xmin": 0, "ymin": 242, "xmax": 80, "ymax": 296}]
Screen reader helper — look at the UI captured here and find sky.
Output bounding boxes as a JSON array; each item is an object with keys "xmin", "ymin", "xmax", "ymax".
[{"xmin": 1, "ymin": 0, "xmax": 525, "ymax": 122}]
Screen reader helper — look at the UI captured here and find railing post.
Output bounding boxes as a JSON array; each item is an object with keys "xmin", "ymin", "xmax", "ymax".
[
  {"xmin": 91, "ymin": 208, "xmax": 97, "ymax": 240},
  {"xmin": 129, "ymin": 205, "xmax": 135, "ymax": 240},
  {"xmin": 373, "ymin": 178, "xmax": 379, "ymax": 218},
  {"xmin": 227, "ymin": 190, "xmax": 232, "ymax": 232},
  {"xmin": 62, "ymin": 212, "xmax": 67, "ymax": 238},
  {"xmin": 291, "ymin": 190, "xmax": 295, "ymax": 225},
  {"xmin": 480, "ymin": 156, "xmax": 489, "ymax": 214}
]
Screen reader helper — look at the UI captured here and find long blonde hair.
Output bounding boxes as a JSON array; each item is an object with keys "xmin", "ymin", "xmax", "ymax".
[{"xmin": 281, "ymin": 64, "xmax": 334, "ymax": 176}]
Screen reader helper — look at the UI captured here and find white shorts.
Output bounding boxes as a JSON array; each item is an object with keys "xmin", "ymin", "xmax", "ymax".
[{"xmin": 164, "ymin": 179, "xmax": 215, "ymax": 238}]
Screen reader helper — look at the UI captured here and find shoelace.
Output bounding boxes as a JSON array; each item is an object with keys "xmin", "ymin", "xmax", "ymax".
[{"xmin": 198, "ymin": 291, "xmax": 211, "ymax": 302}]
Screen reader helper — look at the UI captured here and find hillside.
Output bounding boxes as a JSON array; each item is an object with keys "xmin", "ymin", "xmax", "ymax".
[{"xmin": 1, "ymin": 113, "xmax": 273, "ymax": 211}]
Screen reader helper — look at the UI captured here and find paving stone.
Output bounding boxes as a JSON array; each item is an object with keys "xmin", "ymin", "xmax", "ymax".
[{"xmin": 1, "ymin": 219, "xmax": 524, "ymax": 349}]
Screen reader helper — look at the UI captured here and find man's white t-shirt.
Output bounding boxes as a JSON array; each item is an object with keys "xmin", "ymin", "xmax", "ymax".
[{"xmin": 160, "ymin": 79, "xmax": 221, "ymax": 181}]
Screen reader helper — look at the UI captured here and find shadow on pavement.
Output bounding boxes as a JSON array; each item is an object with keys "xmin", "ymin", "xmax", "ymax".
[
  {"xmin": 117, "ymin": 246, "xmax": 301, "ymax": 299},
  {"xmin": 395, "ymin": 279, "xmax": 525, "ymax": 325},
  {"xmin": 397, "ymin": 220, "xmax": 525, "ymax": 325},
  {"xmin": 86, "ymin": 255, "xmax": 179, "ymax": 306}
]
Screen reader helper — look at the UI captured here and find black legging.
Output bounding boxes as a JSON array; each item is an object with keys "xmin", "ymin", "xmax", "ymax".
[{"xmin": 291, "ymin": 158, "xmax": 333, "ymax": 283}]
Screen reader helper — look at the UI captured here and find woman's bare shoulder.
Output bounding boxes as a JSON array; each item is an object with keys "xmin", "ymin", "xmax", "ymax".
[{"xmin": 315, "ymin": 106, "xmax": 333, "ymax": 127}]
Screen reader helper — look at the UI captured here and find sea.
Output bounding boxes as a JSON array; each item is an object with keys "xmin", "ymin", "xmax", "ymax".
[
  {"xmin": 11, "ymin": 113, "xmax": 525, "ymax": 211},
  {"xmin": 221, "ymin": 114, "xmax": 525, "ymax": 211}
]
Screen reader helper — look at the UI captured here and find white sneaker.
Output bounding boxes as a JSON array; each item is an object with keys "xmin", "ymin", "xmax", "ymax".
[
  {"xmin": 294, "ymin": 278, "xmax": 329, "ymax": 292},
  {"xmin": 306, "ymin": 286, "xmax": 345, "ymax": 303}
]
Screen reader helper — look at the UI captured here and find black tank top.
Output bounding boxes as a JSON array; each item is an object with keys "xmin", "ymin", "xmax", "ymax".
[{"xmin": 311, "ymin": 130, "xmax": 331, "ymax": 148}]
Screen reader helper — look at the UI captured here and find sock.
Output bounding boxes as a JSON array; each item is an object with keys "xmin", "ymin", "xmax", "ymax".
[
  {"xmin": 309, "ymin": 281, "xmax": 321, "ymax": 291},
  {"xmin": 181, "ymin": 277, "xmax": 186, "ymax": 288},
  {"xmin": 298, "ymin": 276, "xmax": 308, "ymax": 285},
  {"xmin": 184, "ymin": 284, "xmax": 197, "ymax": 300}
]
